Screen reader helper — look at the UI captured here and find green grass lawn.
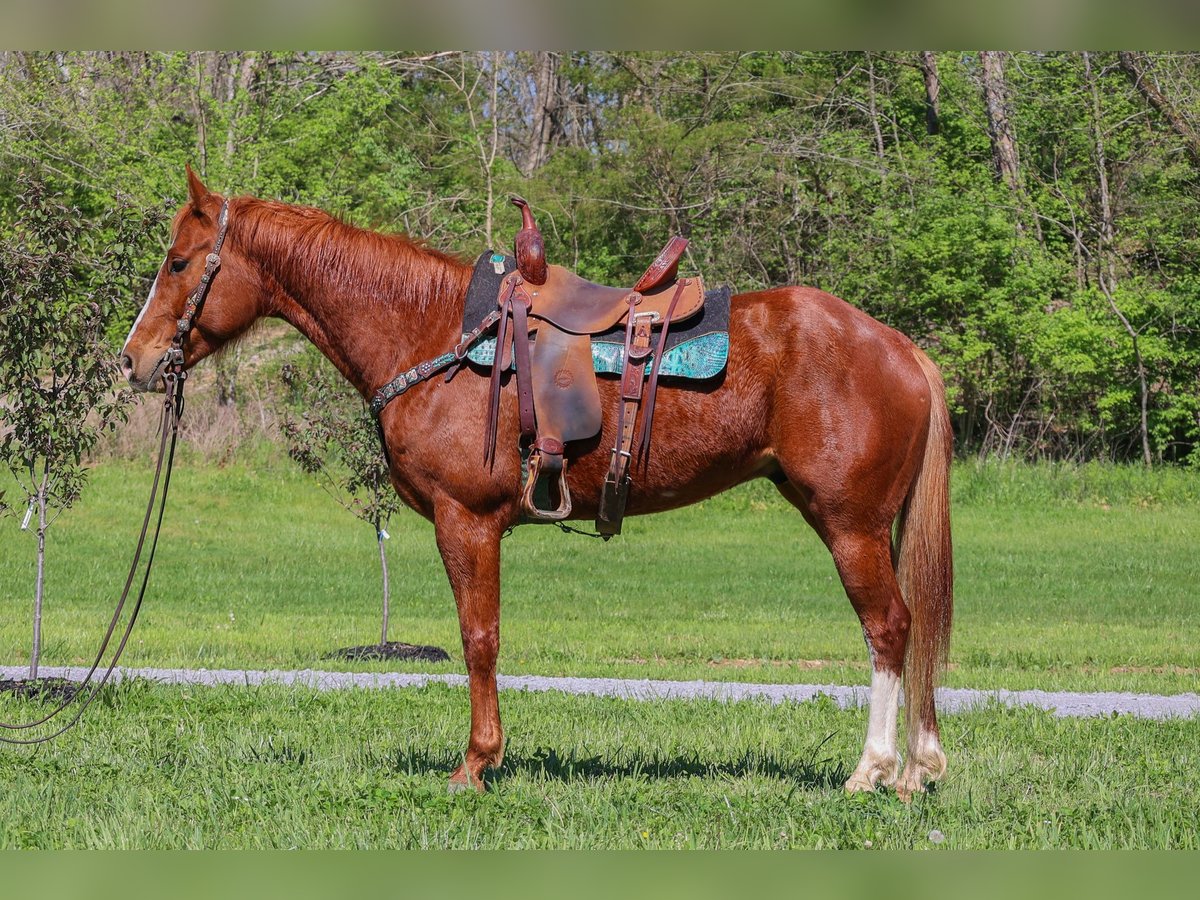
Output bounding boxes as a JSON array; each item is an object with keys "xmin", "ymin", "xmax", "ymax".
[
  {"xmin": 1, "ymin": 456, "xmax": 1197, "ymax": 694},
  {"xmin": 1, "ymin": 456, "xmax": 1198, "ymax": 849},
  {"xmin": 0, "ymin": 682, "xmax": 1197, "ymax": 848}
]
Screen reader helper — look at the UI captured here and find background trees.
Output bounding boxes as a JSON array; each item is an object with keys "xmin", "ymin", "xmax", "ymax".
[{"xmin": 2, "ymin": 50, "xmax": 1198, "ymax": 465}]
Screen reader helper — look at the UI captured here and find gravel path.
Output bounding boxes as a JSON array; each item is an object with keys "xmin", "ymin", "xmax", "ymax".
[{"xmin": 3, "ymin": 664, "xmax": 1197, "ymax": 720}]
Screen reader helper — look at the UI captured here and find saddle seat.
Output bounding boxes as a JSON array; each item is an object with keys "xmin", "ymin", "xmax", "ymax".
[
  {"xmin": 493, "ymin": 264, "xmax": 705, "ymax": 369},
  {"xmin": 486, "ymin": 198, "xmax": 707, "ymax": 536},
  {"xmin": 526, "ymin": 264, "xmax": 704, "ymax": 335}
]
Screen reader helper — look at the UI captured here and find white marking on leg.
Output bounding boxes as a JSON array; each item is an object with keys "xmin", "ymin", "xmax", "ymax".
[
  {"xmin": 866, "ymin": 668, "xmax": 901, "ymax": 759},
  {"xmin": 123, "ymin": 271, "xmax": 160, "ymax": 353},
  {"xmin": 845, "ymin": 668, "xmax": 901, "ymax": 791}
]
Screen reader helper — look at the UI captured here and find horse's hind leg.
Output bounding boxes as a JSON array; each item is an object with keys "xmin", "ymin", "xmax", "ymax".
[
  {"xmin": 434, "ymin": 498, "xmax": 506, "ymax": 793},
  {"xmin": 776, "ymin": 484, "xmax": 910, "ymax": 791},
  {"xmin": 826, "ymin": 530, "xmax": 911, "ymax": 792}
]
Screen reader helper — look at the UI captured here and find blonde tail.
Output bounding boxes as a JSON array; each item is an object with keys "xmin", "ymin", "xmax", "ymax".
[{"xmin": 896, "ymin": 348, "xmax": 954, "ymax": 756}]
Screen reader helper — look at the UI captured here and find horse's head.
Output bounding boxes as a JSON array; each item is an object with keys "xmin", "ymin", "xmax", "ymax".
[{"xmin": 121, "ymin": 167, "xmax": 263, "ymax": 391}]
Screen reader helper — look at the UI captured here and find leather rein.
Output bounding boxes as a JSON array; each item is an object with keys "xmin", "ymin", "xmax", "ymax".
[{"xmin": 0, "ymin": 201, "xmax": 229, "ymax": 744}]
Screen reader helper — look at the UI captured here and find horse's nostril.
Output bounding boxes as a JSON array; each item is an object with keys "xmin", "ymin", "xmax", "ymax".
[{"xmin": 120, "ymin": 355, "xmax": 134, "ymax": 379}]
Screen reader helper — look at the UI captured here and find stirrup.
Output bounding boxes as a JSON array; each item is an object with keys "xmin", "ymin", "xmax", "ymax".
[{"xmin": 520, "ymin": 450, "xmax": 573, "ymax": 521}]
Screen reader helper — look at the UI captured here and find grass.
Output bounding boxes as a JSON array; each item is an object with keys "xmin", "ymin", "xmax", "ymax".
[
  {"xmin": 0, "ymin": 681, "xmax": 1197, "ymax": 848},
  {"xmin": 1, "ymin": 455, "xmax": 1198, "ymax": 849},
  {"xmin": 1, "ymin": 456, "xmax": 1198, "ymax": 695}
]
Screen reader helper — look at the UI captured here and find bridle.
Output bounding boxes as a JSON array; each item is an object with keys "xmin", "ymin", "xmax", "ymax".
[
  {"xmin": 0, "ymin": 200, "xmax": 230, "ymax": 744},
  {"xmin": 146, "ymin": 200, "xmax": 231, "ymax": 392}
]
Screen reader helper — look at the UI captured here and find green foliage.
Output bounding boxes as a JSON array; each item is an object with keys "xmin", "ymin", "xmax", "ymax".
[
  {"xmin": 3, "ymin": 50, "xmax": 1200, "ymax": 464},
  {"xmin": 0, "ymin": 174, "xmax": 155, "ymax": 518},
  {"xmin": 276, "ymin": 350, "xmax": 399, "ymax": 533}
]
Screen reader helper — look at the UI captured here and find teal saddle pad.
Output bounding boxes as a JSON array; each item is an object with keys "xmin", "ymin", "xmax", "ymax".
[{"xmin": 461, "ymin": 251, "xmax": 731, "ymax": 380}]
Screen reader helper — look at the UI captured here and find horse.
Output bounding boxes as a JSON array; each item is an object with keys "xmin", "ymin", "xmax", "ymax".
[{"xmin": 121, "ymin": 168, "xmax": 953, "ymax": 798}]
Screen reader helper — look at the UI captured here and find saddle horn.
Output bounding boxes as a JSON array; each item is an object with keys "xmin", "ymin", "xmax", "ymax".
[{"xmin": 511, "ymin": 196, "xmax": 547, "ymax": 286}]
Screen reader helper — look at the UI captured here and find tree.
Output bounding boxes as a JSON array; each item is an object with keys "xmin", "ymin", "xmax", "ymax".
[
  {"xmin": 0, "ymin": 176, "xmax": 153, "ymax": 678},
  {"xmin": 277, "ymin": 356, "xmax": 406, "ymax": 651},
  {"xmin": 979, "ymin": 51, "xmax": 1022, "ymax": 195},
  {"xmin": 1117, "ymin": 51, "xmax": 1200, "ymax": 170},
  {"xmin": 3, "ymin": 51, "xmax": 1199, "ymax": 465},
  {"xmin": 1084, "ymin": 52, "xmax": 1152, "ymax": 466},
  {"xmin": 919, "ymin": 51, "xmax": 941, "ymax": 136}
]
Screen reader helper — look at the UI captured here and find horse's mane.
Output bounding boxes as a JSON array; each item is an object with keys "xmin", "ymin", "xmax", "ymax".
[{"xmin": 220, "ymin": 197, "xmax": 472, "ymax": 314}]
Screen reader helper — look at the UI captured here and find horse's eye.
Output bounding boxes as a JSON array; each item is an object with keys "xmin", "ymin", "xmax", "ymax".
[{"xmin": 170, "ymin": 258, "xmax": 189, "ymax": 273}]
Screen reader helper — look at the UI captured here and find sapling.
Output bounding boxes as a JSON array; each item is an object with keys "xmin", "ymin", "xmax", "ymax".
[
  {"xmin": 277, "ymin": 356, "xmax": 406, "ymax": 651},
  {"xmin": 0, "ymin": 177, "xmax": 154, "ymax": 678}
]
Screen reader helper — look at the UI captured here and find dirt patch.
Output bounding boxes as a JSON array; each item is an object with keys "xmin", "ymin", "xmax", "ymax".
[
  {"xmin": 626, "ymin": 656, "xmax": 871, "ymax": 670},
  {"xmin": 324, "ymin": 642, "xmax": 451, "ymax": 663},
  {"xmin": 707, "ymin": 658, "xmax": 848, "ymax": 670},
  {"xmin": 0, "ymin": 677, "xmax": 82, "ymax": 704},
  {"xmin": 1108, "ymin": 665, "xmax": 1200, "ymax": 676}
]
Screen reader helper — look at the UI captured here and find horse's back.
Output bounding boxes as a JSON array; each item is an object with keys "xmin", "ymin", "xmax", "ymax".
[
  {"xmin": 733, "ymin": 285, "xmax": 931, "ymax": 386},
  {"xmin": 552, "ymin": 284, "xmax": 936, "ymax": 518}
]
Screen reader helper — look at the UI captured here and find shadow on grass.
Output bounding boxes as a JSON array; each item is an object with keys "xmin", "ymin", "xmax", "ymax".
[{"xmin": 389, "ymin": 745, "xmax": 848, "ymax": 790}]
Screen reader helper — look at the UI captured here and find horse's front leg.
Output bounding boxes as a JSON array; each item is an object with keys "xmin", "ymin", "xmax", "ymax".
[{"xmin": 434, "ymin": 497, "xmax": 506, "ymax": 793}]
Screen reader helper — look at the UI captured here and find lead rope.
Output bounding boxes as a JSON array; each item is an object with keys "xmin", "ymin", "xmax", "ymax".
[
  {"xmin": 0, "ymin": 199, "xmax": 228, "ymax": 744},
  {"xmin": 0, "ymin": 371, "xmax": 184, "ymax": 743}
]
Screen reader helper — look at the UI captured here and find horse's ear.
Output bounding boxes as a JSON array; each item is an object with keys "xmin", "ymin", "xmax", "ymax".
[{"xmin": 186, "ymin": 164, "xmax": 209, "ymax": 208}]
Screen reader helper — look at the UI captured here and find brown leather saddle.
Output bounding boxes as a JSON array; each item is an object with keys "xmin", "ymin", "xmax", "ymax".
[{"xmin": 485, "ymin": 197, "xmax": 706, "ymax": 535}]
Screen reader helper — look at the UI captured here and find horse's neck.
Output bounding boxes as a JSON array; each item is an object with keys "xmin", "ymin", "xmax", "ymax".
[{"xmin": 244, "ymin": 203, "xmax": 472, "ymax": 398}]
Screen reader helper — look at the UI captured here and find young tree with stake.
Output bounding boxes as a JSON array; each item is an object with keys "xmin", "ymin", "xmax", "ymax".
[
  {"xmin": 278, "ymin": 358, "xmax": 418, "ymax": 654},
  {"xmin": 0, "ymin": 177, "xmax": 152, "ymax": 679}
]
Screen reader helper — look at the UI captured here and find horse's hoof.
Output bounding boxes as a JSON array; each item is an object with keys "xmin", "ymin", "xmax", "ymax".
[
  {"xmin": 894, "ymin": 777, "xmax": 924, "ymax": 803},
  {"xmin": 895, "ymin": 764, "xmax": 938, "ymax": 802},
  {"xmin": 447, "ymin": 766, "xmax": 485, "ymax": 794},
  {"xmin": 844, "ymin": 750, "xmax": 900, "ymax": 794},
  {"xmin": 844, "ymin": 775, "xmax": 878, "ymax": 794},
  {"xmin": 895, "ymin": 738, "xmax": 946, "ymax": 801}
]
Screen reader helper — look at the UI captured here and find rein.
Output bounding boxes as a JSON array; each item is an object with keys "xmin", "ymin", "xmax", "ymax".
[{"xmin": 0, "ymin": 200, "xmax": 229, "ymax": 744}]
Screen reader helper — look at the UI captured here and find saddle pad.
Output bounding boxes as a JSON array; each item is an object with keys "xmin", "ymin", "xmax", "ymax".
[
  {"xmin": 461, "ymin": 251, "xmax": 732, "ymax": 380},
  {"xmin": 468, "ymin": 328, "xmax": 729, "ymax": 379}
]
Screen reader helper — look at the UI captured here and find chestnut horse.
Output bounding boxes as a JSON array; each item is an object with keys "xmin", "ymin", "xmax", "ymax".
[{"xmin": 122, "ymin": 170, "xmax": 953, "ymax": 798}]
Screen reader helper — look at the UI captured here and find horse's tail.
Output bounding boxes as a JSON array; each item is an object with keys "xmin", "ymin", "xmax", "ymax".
[{"xmin": 896, "ymin": 348, "xmax": 954, "ymax": 749}]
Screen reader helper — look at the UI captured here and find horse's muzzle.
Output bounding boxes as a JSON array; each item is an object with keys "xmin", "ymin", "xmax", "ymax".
[{"xmin": 123, "ymin": 351, "xmax": 170, "ymax": 393}]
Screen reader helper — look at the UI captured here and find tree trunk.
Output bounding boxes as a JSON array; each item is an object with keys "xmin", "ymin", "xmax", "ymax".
[
  {"xmin": 215, "ymin": 343, "xmax": 240, "ymax": 407},
  {"xmin": 1117, "ymin": 51, "xmax": 1200, "ymax": 169},
  {"xmin": 377, "ymin": 523, "xmax": 390, "ymax": 646},
  {"xmin": 979, "ymin": 51, "xmax": 1021, "ymax": 193},
  {"xmin": 1086, "ymin": 52, "xmax": 1153, "ymax": 466},
  {"xmin": 223, "ymin": 52, "xmax": 258, "ymax": 174},
  {"xmin": 866, "ymin": 55, "xmax": 885, "ymax": 159},
  {"xmin": 31, "ymin": 477, "xmax": 48, "ymax": 680},
  {"xmin": 191, "ymin": 52, "xmax": 208, "ymax": 176},
  {"xmin": 1084, "ymin": 53, "xmax": 1117, "ymax": 287},
  {"xmin": 527, "ymin": 52, "xmax": 569, "ymax": 173},
  {"xmin": 919, "ymin": 51, "xmax": 941, "ymax": 135},
  {"xmin": 481, "ymin": 52, "xmax": 500, "ymax": 249}
]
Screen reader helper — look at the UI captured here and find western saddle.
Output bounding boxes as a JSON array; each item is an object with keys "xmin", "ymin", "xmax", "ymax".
[
  {"xmin": 485, "ymin": 198, "xmax": 705, "ymax": 535},
  {"xmin": 370, "ymin": 196, "xmax": 708, "ymax": 537}
]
